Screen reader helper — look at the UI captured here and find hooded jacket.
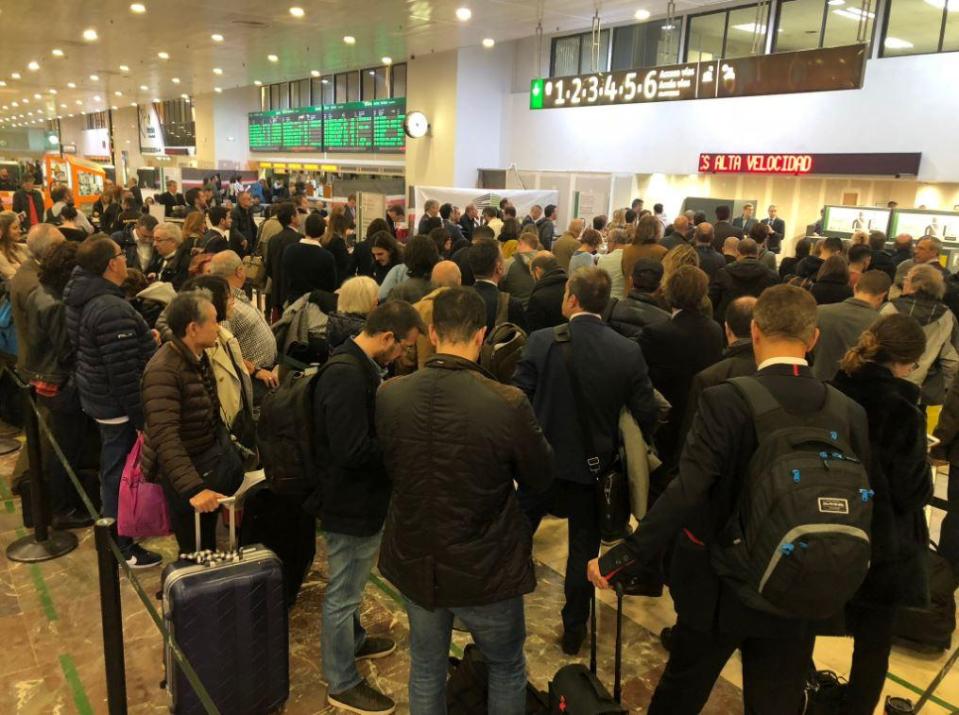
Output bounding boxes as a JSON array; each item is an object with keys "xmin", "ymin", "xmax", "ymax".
[
  {"xmin": 881, "ymin": 294, "xmax": 959, "ymax": 405},
  {"xmin": 608, "ymin": 291, "xmax": 670, "ymax": 341},
  {"xmin": 63, "ymin": 266, "xmax": 156, "ymax": 428},
  {"xmin": 526, "ymin": 268, "xmax": 568, "ymax": 333},
  {"xmin": 708, "ymin": 258, "xmax": 780, "ymax": 323}
]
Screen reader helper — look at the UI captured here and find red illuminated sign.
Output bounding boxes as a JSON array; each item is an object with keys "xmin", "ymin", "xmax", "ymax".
[
  {"xmin": 698, "ymin": 152, "xmax": 921, "ymax": 176},
  {"xmin": 699, "ymin": 153, "xmax": 813, "ymax": 175}
]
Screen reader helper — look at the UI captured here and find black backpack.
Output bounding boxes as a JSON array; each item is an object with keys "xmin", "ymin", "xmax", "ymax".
[
  {"xmin": 710, "ymin": 376, "xmax": 873, "ymax": 620},
  {"xmin": 257, "ymin": 354, "xmax": 357, "ymax": 497},
  {"xmin": 479, "ymin": 292, "xmax": 527, "ymax": 383}
]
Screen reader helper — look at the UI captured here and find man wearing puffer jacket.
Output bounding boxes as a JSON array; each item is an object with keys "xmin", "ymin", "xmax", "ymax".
[{"xmin": 63, "ymin": 235, "xmax": 161, "ymax": 568}]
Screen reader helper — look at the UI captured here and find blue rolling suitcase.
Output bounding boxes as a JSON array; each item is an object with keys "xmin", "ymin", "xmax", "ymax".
[{"xmin": 161, "ymin": 499, "xmax": 289, "ymax": 714}]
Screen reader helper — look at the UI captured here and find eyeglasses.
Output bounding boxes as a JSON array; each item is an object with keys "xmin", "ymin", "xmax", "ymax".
[{"xmin": 113, "ymin": 251, "xmax": 125, "ymax": 259}]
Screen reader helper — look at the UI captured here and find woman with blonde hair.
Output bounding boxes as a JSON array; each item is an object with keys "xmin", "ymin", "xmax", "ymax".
[
  {"xmin": 622, "ymin": 214, "xmax": 667, "ymax": 291},
  {"xmin": 658, "ymin": 243, "xmax": 712, "ymax": 318},
  {"xmin": 0, "ymin": 211, "xmax": 29, "ymax": 280},
  {"xmin": 182, "ymin": 210, "xmax": 208, "ymax": 255},
  {"xmin": 328, "ymin": 276, "xmax": 379, "ymax": 349},
  {"xmin": 831, "ymin": 313, "xmax": 930, "ymax": 715},
  {"xmin": 608, "ymin": 208, "xmax": 626, "ymax": 231}
]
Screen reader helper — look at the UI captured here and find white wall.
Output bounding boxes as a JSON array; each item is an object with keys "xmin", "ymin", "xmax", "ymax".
[
  {"xmin": 406, "ymin": 49, "xmax": 460, "ymax": 191},
  {"xmin": 503, "ymin": 53, "xmax": 959, "ymax": 183}
]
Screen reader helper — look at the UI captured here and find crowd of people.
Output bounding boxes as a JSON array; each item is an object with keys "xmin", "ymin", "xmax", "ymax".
[{"xmin": 1, "ymin": 186, "xmax": 955, "ymax": 715}]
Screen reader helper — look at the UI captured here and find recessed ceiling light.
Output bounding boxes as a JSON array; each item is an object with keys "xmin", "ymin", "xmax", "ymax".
[
  {"xmin": 368, "ymin": 71, "xmax": 375, "ymax": 76},
  {"xmin": 211, "ymin": 33, "xmax": 224, "ymax": 42},
  {"xmin": 153, "ymin": 97, "xmax": 160, "ymax": 102},
  {"xmin": 827, "ymin": 0, "xmax": 844, "ymax": 4},
  {"xmin": 254, "ymin": 80, "xmax": 263, "ymax": 86},
  {"xmin": 89, "ymin": 74, "xmax": 99, "ymax": 81},
  {"xmin": 130, "ymin": 102, "xmax": 137, "ymax": 106},
  {"xmin": 21, "ymin": 98, "xmax": 28, "ymax": 104},
  {"xmin": 114, "ymin": 90, "xmax": 123, "ymax": 96},
  {"xmin": 93, "ymin": 95, "xmax": 102, "ymax": 101},
  {"xmin": 75, "ymin": 100, "xmax": 82, "ymax": 105},
  {"xmin": 67, "ymin": 113, "xmax": 73, "ymax": 117},
  {"xmin": 111, "ymin": 105, "xmax": 118, "ymax": 110},
  {"xmin": 33, "ymin": 93, "xmax": 41, "ymax": 99},
  {"xmin": 268, "ymin": 54, "xmax": 279, "ymax": 62},
  {"xmin": 48, "ymin": 88, "xmax": 57, "ymax": 94},
  {"xmin": 27, "ymin": 61, "xmax": 40, "ymax": 71},
  {"xmin": 171, "ymin": 77, "xmax": 180, "ymax": 84},
  {"xmin": 11, "ymin": 72, "xmax": 20, "ymax": 79},
  {"xmin": 158, "ymin": 51, "xmax": 169, "ymax": 60},
  {"xmin": 289, "ymin": 6, "xmax": 305, "ymax": 17},
  {"xmin": 139, "ymin": 84, "xmax": 148, "ymax": 90},
  {"xmin": 119, "ymin": 64, "xmax": 130, "ymax": 72},
  {"xmin": 130, "ymin": 2, "xmax": 146, "ymax": 12},
  {"xmin": 214, "ymin": 87, "xmax": 222, "ymax": 93},
  {"xmin": 59, "ymin": 103, "xmax": 66, "ymax": 108},
  {"xmin": 180, "ymin": 93, "xmax": 189, "ymax": 99},
  {"xmin": 634, "ymin": 8, "xmax": 651, "ymax": 20},
  {"xmin": 310, "ymin": 70, "xmax": 321, "ymax": 77},
  {"xmin": 482, "ymin": 37, "xmax": 495, "ymax": 48},
  {"xmin": 321, "ymin": 79, "xmax": 329, "ymax": 84},
  {"xmin": 0, "ymin": 82, "xmax": 5, "ymax": 88},
  {"xmin": 52, "ymin": 48, "xmax": 64, "ymax": 57},
  {"xmin": 456, "ymin": 7, "xmax": 472, "ymax": 21},
  {"xmin": 27, "ymin": 111, "xmax": 33, "ymax": 116},
  {"xmin": 382, "ymin": 56, "xmax": 392, "ymax": 64},
  {"xmin": 343, "ymin": 35, "xmax": 356, "ymax": 44},
  {"xmin": 67, "ymin": 81, "xmax": 76, "ymax": 88},
  {"xmin": 82, "ymin": 28, "xmax": 98, "ymax": 41},
  {"xmin": 213, "ymin": 67, "xmax": 223, "ymax": 75}
]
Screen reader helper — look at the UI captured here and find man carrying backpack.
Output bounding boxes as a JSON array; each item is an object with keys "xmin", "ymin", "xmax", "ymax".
[
  {"xmin": 589, "ymin": 284, "xmax": 873, "ymax": 714},
  {"xmin": 314, "ymin": 300, "xmax": 425, "ymax": 715}
]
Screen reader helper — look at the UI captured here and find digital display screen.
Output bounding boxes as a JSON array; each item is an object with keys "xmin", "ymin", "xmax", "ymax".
[
  {"xmin": 248, "ymin": 98, "xmax": 405, "ymax": 153},
  {"xmin": 698, "ymin": 153, "xmax": 922, "ymax": 176},
  {"xmin": 530, "ymin": 44, "xmax": 866, "ymax": 110},
  {"xmin": 891, "ymin": 210, "xmax": 959, "ymax": 243},
  {"xmin": 822, "ymin": 206, "xmax": 892, "ymax": 237}
]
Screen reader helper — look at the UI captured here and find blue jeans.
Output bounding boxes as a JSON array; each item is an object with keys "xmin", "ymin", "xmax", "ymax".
[
  {"xmin": 321, "ymin": 531, "xmax": 382, "ymax": 694},
  {"xmin": 406, "ymin": 596, "xmax": 527, "ymax": 715},
  {"xmin": 97, "ymin": 421, "xmax": 136, "ymax": 553}
]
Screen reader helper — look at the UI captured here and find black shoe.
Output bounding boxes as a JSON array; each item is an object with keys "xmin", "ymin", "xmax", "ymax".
[
  {"xmin": 355, "ymin": 636, "xmax": 396, "ymax": 661},
  {"xmin": 328, "ymin": 679, "xmax": 396, "ymax": 714},
  {"xmin": 562, "ymin": 626, "xmax": 587, "ymax": 656},
  {"xmin": 123, "ymin": 544, "xmax": 163, "ymax": 570},
  {"xmin": 52, "ymin": 509, "xmax": 95, "ymax": 530}
]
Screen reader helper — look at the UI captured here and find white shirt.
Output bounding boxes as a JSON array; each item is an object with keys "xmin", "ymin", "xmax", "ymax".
[
  {"xmin": 569, "ymin": 311, "xmax": 603, "ymax": 321},
  {"xmin": 756, "ymin": 357, "xmax": 809, "ymax": 371}
]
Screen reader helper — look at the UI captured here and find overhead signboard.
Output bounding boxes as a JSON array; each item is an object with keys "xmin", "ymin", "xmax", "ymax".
[
  {"xmin": 891, "ymin": 209, "xmax": 959, "ymax": 243},
  {"xmin": 530, "ymin": 44, "xmax": 866, "ymax": 110},
  {"xmin": 822, "ymin": 205, "xmax": 892, "ymax": 237},
  {"xmin": 248, "ymin": 97, "xmax": 406, "ymax": 154},
  {"xmin": 698, "ymin": 153, "xmax": 922, "ymax": 176}
]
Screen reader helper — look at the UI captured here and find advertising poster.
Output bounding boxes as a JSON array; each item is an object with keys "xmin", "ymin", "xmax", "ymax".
[
  {"xmin": 822, "ymin": 205, "xmax": 892, "ymax": 236},
  {"xmin": 890, "ymin": 210, "xmax": 959, "ymax": 242}
]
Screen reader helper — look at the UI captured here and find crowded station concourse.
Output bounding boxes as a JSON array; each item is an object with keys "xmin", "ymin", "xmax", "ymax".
[{"xmin": 2, "ymin": 1, "xmax": 959, "ymax": 714}]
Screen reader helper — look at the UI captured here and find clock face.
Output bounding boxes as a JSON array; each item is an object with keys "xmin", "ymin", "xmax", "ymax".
[{"xmin": 404, "ymin": 111, "xmax": 429, "ymax": 138}]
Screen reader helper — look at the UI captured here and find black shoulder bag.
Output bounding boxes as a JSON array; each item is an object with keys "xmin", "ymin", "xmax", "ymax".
[{"xmin": 553, "ymin": 324, "xmax": 630, "ymax": 542}]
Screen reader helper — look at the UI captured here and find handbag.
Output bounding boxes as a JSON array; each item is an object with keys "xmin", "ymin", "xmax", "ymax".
[
  {"xmin": 194, "ymin": 422, "xmax": 245, "ymax": 496},
  {"xmin": 242, "ymin": 254, "xmax": 266, "ymax": 288},
  {"xmin": 554, "ymin": 325, "xmax": 631, "ymax": 542},
  {"xmin": 117, "ymin": 434, "xmax": 171, "ymax": 538}
]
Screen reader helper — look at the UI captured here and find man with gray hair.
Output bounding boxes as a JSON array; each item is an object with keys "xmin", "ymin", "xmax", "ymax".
[
  {"xmin": 895, "ymin": 235, "xmax": 949, "ymax": 288},
  {"xmin": 11, "ymin": 223, "xmax": 65, "ymax": 373},
  {"xmin": 417, "ymin": 199, "xmax": 440, "ymax": 236},
  {"xmin": 210, "ymin": 250, "xmax": 277, "ymax": 387},
  {"xmin": 882, "ymin": 263, "xmax": 959, "ymax": 405},
  {"xmin": 152, "ymin": 222, "xmax": 191, "ymax": 289}
]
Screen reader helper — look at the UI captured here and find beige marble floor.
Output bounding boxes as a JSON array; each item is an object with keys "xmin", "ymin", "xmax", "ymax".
[{"xmin": 0, "ymin": 441, "xmax": 957, "ymax": 714}]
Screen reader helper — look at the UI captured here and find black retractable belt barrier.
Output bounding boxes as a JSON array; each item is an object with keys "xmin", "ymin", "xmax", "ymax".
[
  {"xmin": 95, "ymin": 518, "xmax": 128, "ymax": 715},
  {"xmin": 5, "ymin": 375, "xmax": 78, "ymax": 562}
]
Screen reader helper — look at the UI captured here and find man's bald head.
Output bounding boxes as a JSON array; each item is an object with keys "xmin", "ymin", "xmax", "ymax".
[
  {"xmin": 209, "ymin": 250, "xmax": 244, "ymax": 288},
  {"xmin": 431, "ymin": 260, "xmax": 462, "ymax": 288},
  {"xmin": 27, "ymin": 223, "xmax": 65, "ymax": 261}
]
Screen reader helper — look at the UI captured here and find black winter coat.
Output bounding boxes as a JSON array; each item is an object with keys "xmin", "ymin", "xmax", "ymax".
[
  {"xmin": 680, "ymin": 339, "xmax": 755, "ymax": 445},
  {"xmin": 526, "ymin": 269, "xmax": 568, "ymax": 333},
  {"xmin": 831, "ymin": 364, "xmax": 931, "ymax": 607},
  {"xmin": 313, "ymin": 339, "xmax": 387, "ymax": 537},
  {"xmin": 870, "ymin": 250, "xmax": 898, "ymax": 281},
  {"xmin": 709, "ymin": 259, "xmax": 780, "ymax": 323},
  {"xmin": 63, "ymin": 267, "xmax": 156, "ymax": 428},
  {"xmin": 607, "ymin": 291, "xmax": 670, "ymax": 341},
  {"xmin": 810, "ymin": 276, "xmax": 854, "ymax": 306},
  {"xmin": 377, "ymin": 354, "xmax": 553, "ymax": 608}
]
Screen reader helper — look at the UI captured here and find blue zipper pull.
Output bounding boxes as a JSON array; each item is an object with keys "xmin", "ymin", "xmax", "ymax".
[
  {"xmin": 859, "ymin": 488, "xmax": 875, "ymax": 503},
  {"xmin": 781, "ymin": 543, "xmax": 795, "ymax": 556},
  {"xmin": 791, "ymin": 469, "xmax": 801, "ymax": 484}
]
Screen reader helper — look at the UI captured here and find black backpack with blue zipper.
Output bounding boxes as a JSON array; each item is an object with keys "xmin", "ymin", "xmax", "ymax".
[{"xmin": 710, "ymin": 376, "xmax": 873, "ymax": 620}]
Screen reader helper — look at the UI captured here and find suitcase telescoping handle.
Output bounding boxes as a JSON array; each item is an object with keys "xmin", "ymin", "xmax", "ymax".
[
  {"xmin": 193, "ymin": 496, "xmax": 237, "ymax": 553},
  {"xmin": 589, "ymin": 584, "xmax": 624, "ymax": 704}
]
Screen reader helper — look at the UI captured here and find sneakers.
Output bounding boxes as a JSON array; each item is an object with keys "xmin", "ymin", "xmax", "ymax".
[
  {"xmin": 328, "ymin": 679, "xmax": 396, "ymax": 715},
  {"xmin": 124, "ymin": 544, "xmax": 163, "ymax": 570},
  {"xmin": 561, "ymin": 626, "xmax": 587, "ymax": 656},
  {"xmin": 355, "ymin": 636, "xmax": 396, "ymax": 661},
  {"xmin": 52, "ymin": 509, "xmax": 95, "ymax": 530}
]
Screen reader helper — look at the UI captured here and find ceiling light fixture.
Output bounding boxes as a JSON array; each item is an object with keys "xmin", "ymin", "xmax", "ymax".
[
  {"xmin": 114, "ymin": 90, "xmax": 123, "ymax": 96},
  {"xmin": 111, "ymin": 105, "xmax": 118, "ymax": 110},
  {"xmin": 130, "ymin": 2, "xmax": 146, "ymax": 12},
  {"xmin": 634, "ymin": 8, "xmax": 651, "ymax": 20},
  {"xmin": 67, "ymin": 82, "xmax": 76, "ymax": 88},
  {"xmin": 130, "ymin": 102, "xmax": 137, "ymax": 106},
  {"xmin": 456, "ymin": 7, "xmax": 472, "ymax": 21},
  {"xmin": 382, "ymin": 56, "xmax": 392, "ymax": 64},
  {"xmin": 93, "ymin": 95, "xmax": 102, "ymax": 101},
  {"xmin": 48, "ymin": 88, "xmax": 57, "ymax": 94},
  {"xmin": 214, "ymin": 87, "xmax": 223, "ymax": 93},
  {"xmin": 213, "ymin": 67, "xmax": 223, "ymax": 75},
  {"xmin": 33, "ymin": 93, "xmax": 41, "ymax": 99},
  {"xmin": 27, "ymin": 61, "xmax": 40, "ymax": 71},
  {"xmin": 268, "ymin": 54, "xmax": 278, "ymax": 62},
  {"xmin": 211, "ymin": 33, "xmax": 224, "ymax": 42},
  {"xmin": 82, "ymin": 28, "xmax": 98, "ymax": 41},
  {"xmin": 289, "ymin": 6, "xmax": 305, "ymax": 17},
  {"xmin": 254, "ymin": 80, "xmax": 263, "ymax": 86},
  {"xmin": 883, "ymin": 36, "xmax": 914, "ymax": 49},
  {"xmin": 343, "ymin": 35, "xmax": 356, "ymax": 44},
  {"xmin": 368, "ymin": 71, "xmax": 375, "ymax": 76},
  {"xmin": 51, "ymin": 48, "xmax": 64, "ymax": 57},
  {"xmin": 321, "ymin": 79, "xmax": 329, "ymax": 84},
  {"xmin": 171, "ymin": 77, "xmax": 180, "ymax": 84},
  {"xmin": 827, "ymin": 0, "xmax": 845, "ymax": 5},
  {"xmin": 158, "ymin": 51, "xmax": 170, "ymax": 60},
  {"xmin": 119, "ymin": 64, "xmax": 130, "ymax": 72},
  {"xmin": 482, "ymin": 37, "xmax": 495, "ymax": 48},
  {"xmin": 153, "ymin": 97, "xmax": 160, "ymax": 102},
  {"xmin": 89, "ymin": 74, "xmax": 99, "ymax": 81},
  {"xmin": 75, "ymin": 100, "xmax": 82, "ymax": 105},
  {"xmin": 59, "ymin": 103, "xmax": 67, "ymax": 108},
  {"xmin": 181, "ymin": 94, "xmax": 189, "ymax": 100},
  {"xmin": 139, "ymin": 84, "xmax": 148, "ymax": 90},
  {"xmin": 310, "ymin": 70, "xmax": 321, "ymax": 77},
  {"xmin": 11, "ymin": 72, "xmax": 20, "ymax": 79}
]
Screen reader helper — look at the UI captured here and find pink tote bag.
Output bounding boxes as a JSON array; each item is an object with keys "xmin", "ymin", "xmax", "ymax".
[{"xmin": 117, "ymin": 434, "xmax": 171, "ymax": 538}]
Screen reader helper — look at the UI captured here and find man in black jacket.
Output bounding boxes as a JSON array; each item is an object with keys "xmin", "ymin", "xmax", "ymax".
[
  {"xmin": 711, "ymin": 205, "xmax": 744, "ymax": 252},
  {"xmin": 796, "ymin": 236, "xmax": 843, "ymax": 280},
  {"xmin": 608, "ymin": 259, "xmax": 670, "ymax": 340},
  {"xmin": 515, "ymin": 267, "xmax": 658, "ymax": 655},
  {"xmin": 156, "ymin": 179, "xmax": 186, "ymax": 217},
  {"xmin": 12, "ymin": 173, "xmax": 44, "ymax": 229},
  {"xmin": 468, "ymin": 237, "xmax": 527, "ymax": 334},
  {"xmin": 590, "ymin": 284, "xmax": 871, "ymax": 715},
  {"xmin": 202, "ymin": 206, "xmax": 232, "ymax": 254},
  {"xmin": 439, "ymin": 202, "xmax": 465, "ymax": 245},
  {"xmin": 868, "ymin": 230, "xmax": 897, "ymax": 281},
  {"xmin": 377, "ymin": 288, "xmax": 552, "ymax": 713},
  {"xmin": 692, "ymin": 222, "xmax": 725, "ymax": 280},
  {"xmin": 264, "ymin": 203, "xmax": 301, "ymax": 314},
  {"xmin": 314, "ymin": 300, "xmax": 425, "ymax": 715},
  {"xmin": 526, "ymin": 252, "xmax": 568, "ymax": 332},
  {"xmin": 63, "ymin": 236, "xmax": 160, "ymax": 568},
  {"xmin": 152, "ymin": 222, "xmax": 192, "ymax": 289},
  {"xmin": 709, "ymin": 238, "xmax": 780, "ymax": 324},
  {"xmin": 760, "ymin": 204, "xmax": 786, "ymax": 254},
  {"xmin": 230, "ymin": 191, "xmax": 256, "ymax": 255},
  {"xmin": 114, "ymin": 214, "xmax": 158, "ymax": 272}
]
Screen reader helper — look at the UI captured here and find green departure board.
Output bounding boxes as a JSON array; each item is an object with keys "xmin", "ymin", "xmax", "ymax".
[{"xmin": 248, "ymin": 98, "xmax": 405, "ymax": 153}]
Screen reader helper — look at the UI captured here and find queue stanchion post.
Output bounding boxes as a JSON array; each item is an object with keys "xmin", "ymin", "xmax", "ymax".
[
  {"xmin": 95, "ymin": 517, "xmax": 128, "ymax": 715},
  {"xmin": 5, "ymin": 380, "xmax": 78, "ymax": 562}
]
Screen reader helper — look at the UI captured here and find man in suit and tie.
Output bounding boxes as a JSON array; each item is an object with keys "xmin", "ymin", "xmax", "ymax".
[
  {"xmin": 468, "ymin": 237, "xmax": 527, "ymax": 334},
  {"xmin": 732, "ymin": 203, "xmax": 758, "ymax": 234},
  {"xmin": 514, "ymin": 266, "xmax": 659, "ymax": 656},
  {"xmin": 156, "ymin": 180, "xmax": 186, "ymax": 217},
  {"xmin": 760, "ymin": 204, "xmax": 786, "ymax": 254},
  {"xmin": 344, "ymin": 193, "xmax": 357, "ymax": 225}
]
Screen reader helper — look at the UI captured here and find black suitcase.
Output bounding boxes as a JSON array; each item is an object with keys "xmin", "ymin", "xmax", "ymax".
[
  {"xmin": 548, "ymin": 587, "xmax": 627, "ymax": 714},
  {"xmin": 161, "ymin": 498, "xmax": 289, "ymax": 714}
]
